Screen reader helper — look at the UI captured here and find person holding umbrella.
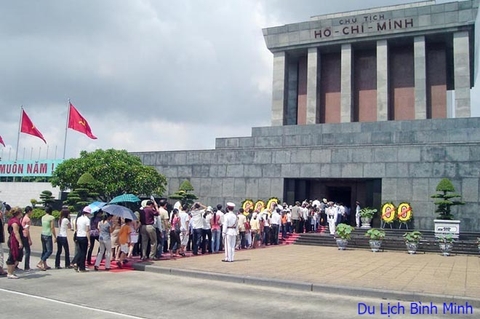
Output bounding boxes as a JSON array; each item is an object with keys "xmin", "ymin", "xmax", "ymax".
[{"xmin": 94, "ymin": 213, "xmax": 113, "ymax": 271}]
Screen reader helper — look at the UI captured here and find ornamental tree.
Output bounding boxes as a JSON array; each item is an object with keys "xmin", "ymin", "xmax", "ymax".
[
  {"xmin": 431, "ymin": 178, "xmax": 465, "ymax": 220},
  {"xmin": 39, "ymin": 190, "xmax": 55, "ymax": 207},
  {"xmin": 169, "ymin": 180, "xmax": 198, "ymax": 207},
  {"xmin": 51, "ymin": 149, "xmax": 167, "ymax": 202}
]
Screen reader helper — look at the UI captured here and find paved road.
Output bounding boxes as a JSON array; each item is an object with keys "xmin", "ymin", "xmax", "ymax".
[{"xmin": 1, "ymin": 266, "xmax": 478, "ymax": 319}]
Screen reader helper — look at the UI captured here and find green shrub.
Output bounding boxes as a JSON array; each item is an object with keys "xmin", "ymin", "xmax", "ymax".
[
  {"xmin": 30, "ymin": 208, "xmax": 60, "ymax": 220},
  {"xmin": 365, "ymin": 228, "xmax": 386, "ymax": 240}
]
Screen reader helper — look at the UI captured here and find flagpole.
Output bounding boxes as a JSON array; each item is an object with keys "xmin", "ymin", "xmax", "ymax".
[
  {"xmin": 15, "ymin": 106, "xmax": 23, "ymax": 161},
  {"xmin": 62, "ymin": 99, "xmax": 70, "ymax": 159}
]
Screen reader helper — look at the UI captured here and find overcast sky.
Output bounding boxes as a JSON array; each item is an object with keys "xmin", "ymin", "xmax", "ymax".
[{"xmin": 0, "ymin": 0, "xmax": 468, "ymax": 161}]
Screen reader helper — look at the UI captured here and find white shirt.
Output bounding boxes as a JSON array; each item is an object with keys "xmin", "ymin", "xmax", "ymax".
[
  {"xmin": 203, "ymin": 213, "xmax": 212, "ymax": 230},
  {"xmin": 179, "ymin": 211, "xmax": 190, "ymax": 231},
  {"xmin": 222, "ymin": 211, "xmax": 238, "ymax": 235},
  {"xmin": 286, "ymin": 212, "xmax": 292, "ymax": 223},
  {"xmin": 270, "ymin": 211, "xmax": 281, "ymax": 225},
  {"xmin": 76, "ymin": 215, "xmax": 90, "ymax": 237},
  {"xmin": 190, "ymin": 209, "xmax": 205, "ymax": 229},
  {"xmin": 326, "ymin": 207, "xmax": 338, "ymax": 223},
  {"xmin": 301, "ymin": 207, "xmax": 309, "ymax": 219},
  {"xmin": 58, "ymin": 218, "xmax": 70, "ymax": 237}
]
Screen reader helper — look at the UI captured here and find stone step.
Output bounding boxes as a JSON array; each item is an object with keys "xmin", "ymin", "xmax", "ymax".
[{"xmin": 294, "ymin": 231, "xmax": 480, "ymax": 255}]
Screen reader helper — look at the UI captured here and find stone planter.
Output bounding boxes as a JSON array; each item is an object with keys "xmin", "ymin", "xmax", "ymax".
[
  {"xmin": 369, "ymin": 240, "xmax": 382, "ymax": 252},
  {"xmin": 439, "ymin": 242, "xmax": 453, "ymax": 256},
  {"xmin": 336, "ymin": 238, "xmax": 348, "ymax": 250},
  {"xmin": 360, "ymin": 217, "xmax": 372, "ymax": 229},
  {"xmin": 405, "ymin": 241, "xmax": 418, "ymax": 254}
]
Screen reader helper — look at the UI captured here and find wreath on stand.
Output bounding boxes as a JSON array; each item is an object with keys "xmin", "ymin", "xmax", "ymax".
[
  {"xmin": 381, "ymin": 202, "xmax": 396, "ymax": 228},
  {"xmin": 397, "ymin": 202, "xmax": 413, "ymax": 229}
]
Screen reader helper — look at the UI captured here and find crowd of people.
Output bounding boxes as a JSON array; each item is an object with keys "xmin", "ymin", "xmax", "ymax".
[{"xmin": 0, "ymin": 197, "xmax": 360, "ymax": 277}]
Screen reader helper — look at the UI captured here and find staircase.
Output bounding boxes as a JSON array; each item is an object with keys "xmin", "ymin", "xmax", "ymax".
[{"xmin": 295, "ymin": 229, "xmax": 480, "ymax": 255}]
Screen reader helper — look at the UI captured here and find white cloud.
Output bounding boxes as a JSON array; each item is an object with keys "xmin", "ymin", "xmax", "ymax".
[{"xmin": 0, "ymin": 0, "xmax": 476, "ymax": 161}]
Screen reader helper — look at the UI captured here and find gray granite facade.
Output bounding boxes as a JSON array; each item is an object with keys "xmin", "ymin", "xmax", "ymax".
[
  {"xmin": 135, "ymin": 117, "xmax": 480, "ymax": 232},
  {"xmin": 135, "ymin": 1, "xmax": 480, "ymax": 233},
  {"xmin": 264, "ymin": 0, "xmax": 479, "ymax": 124}
]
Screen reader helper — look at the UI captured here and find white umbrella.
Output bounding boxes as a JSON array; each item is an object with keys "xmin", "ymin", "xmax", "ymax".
[{"xmin": 101, "ymin": 204, "xmax": 138, "ymax": 220}]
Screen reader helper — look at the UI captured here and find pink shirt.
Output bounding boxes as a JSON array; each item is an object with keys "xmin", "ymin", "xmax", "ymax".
[
  {"xmin": 22, "ymin": 215, "xmax": 31, "ymax": 238},
  {"xmin": 210, "ymin": 213, "xmax": 221, "ymax": 231}
]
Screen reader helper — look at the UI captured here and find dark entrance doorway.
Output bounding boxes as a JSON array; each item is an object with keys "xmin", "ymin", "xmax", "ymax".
[
  {"xmin": 283, "ymin": 178, "xmax": 382, "ymax": 212},
  {"xmin": 327, "ymin": 186, "xmax": 351, "ymax": 206}
]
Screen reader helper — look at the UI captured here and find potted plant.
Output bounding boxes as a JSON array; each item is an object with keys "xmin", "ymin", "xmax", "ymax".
[
  {"xmin": 437, "ymin": 234, "xmax": 454, "ymax": 256},
  {"xmin": 431, "ymin": 178, "xmax": 464, "ymax": 238},
  {"xmin": 359, "ymin": 207, "xmax": 377, "ymax": 229},
  {"xmin": 365, "ymin": 228, "xmax": 385, "ymax": 252},
  {"xmin": 335, "ymin": 223, "xmax": 354, "ymax": 250},
  {"xmin": 403, "ymin": 230, "xmax": 422, "ymax": 254}
]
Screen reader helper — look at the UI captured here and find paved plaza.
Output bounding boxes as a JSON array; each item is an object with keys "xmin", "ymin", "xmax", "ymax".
[{"xmin": 17, "ymin": 226, "xmax": 480, "ymax": 307}]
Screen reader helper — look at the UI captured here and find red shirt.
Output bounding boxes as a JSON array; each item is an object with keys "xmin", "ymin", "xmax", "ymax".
[{"xmin": 143, "ymin": 206, "xmax": 158, "ymax": 225}]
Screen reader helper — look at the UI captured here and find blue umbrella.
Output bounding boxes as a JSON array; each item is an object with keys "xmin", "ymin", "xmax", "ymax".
[
  {"xmin": 101, "ymin": 204, "xmax": 138, "ymax": 220},
  {"xmin": 88, "ymin": 201, "xmax": 107, "ymax": 213},
  {"xmin": 109, "ymin": 194, "xmax": 141, "ymax": 204}
]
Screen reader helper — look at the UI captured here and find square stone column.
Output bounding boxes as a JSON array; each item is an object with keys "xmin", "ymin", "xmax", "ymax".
[
  {"xmin": 306, "ymin": 47, "xmax": 319, "ymax": 124},
  {"xmin": 272, "ymin": 51, "xmax": 287, "ymax": 126},
  {"xmin": 414, "ymin": 36, "xmax": 427, "ymax": 119},
  {"xmin": 341, "ymin": 44, "xmax": 352, "ymax": 123},
  {"xmin": 377, "ymin": 40, "xmax": 389, "ymax": 121},
  {"xmin": 454, "ymin": 31, "xmax": 471, "ymax": 118}
]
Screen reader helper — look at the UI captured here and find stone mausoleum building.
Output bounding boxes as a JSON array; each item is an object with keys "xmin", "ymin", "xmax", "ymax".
[{"xmin": 136, "ymin": 0, "xmax": 480, "ymax": 231}]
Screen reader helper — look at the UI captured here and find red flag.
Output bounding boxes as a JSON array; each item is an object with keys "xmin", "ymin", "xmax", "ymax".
[
  {"xmin": 20, "ymin": 110, "xmax": 47, "ymax": 143},
  {"xmin": 0, "ymin": 135, "xmax": 5, "ymax": 147},
  {"xmin": 68, "ymin": 103, "xmax": 97, "ymax": 139}
]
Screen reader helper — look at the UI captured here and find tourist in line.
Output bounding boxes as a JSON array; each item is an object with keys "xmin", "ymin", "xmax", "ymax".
[
  {"xmin": 21, "ymin": 206, "xmax": 33, "ymax": 271},
  {"xmin": 128, "ymin": 215, "xmax": 140, "ymax": 259},
  {"xmin": 0, "ymin": 204, "xmax": 6, "ymax": 276},
  {"xmin": 6, "ymin": 207, "xmax": 24, "ymax": 279},
  {"xmin": 169, "ymin": 208, "xmax": 181, "ymax": 257},
  {"xmin": 250, "ymin": 212, "xmax": 260, "ymax": 249},
  {"xmin": 72, "ymin": 207, "xmax": 91, "ymax": 272},
  {"xmin": 179, "ymin": 204, "xmax": 190, "ymax": 257},
  {"xmin": 87, "ymin": 211, "xmax": 102, "ymax": 265},
  {"xmin": 190, "ymin": 202, "xmax": 206, "ymax": 255},
  {"xmin": 210, "ymin": 207, "xmax": 222, "ymax": 253},
  {"xmin": 237, "ymin": 208, "xmax": 247, "ymax": 249},
  {"xmin": 110, "ymin": 215, "xmax": 121, "ymax": 261},
  {"xmin": 270, "ymin": 206, "xmax": 281, "ymax": 245},
  {"xmin": 95, "ymin": 213, "xmax": 113, "ymax": 271},
  {"xmin": 55, "ymin": 208, "xmax": 71, "ymax": 269},
  {"xmin": 117, "ymin": 218, "xmax": 132, "ymax": 268},
  {"xmin": 139, "ymin": 200, "xmax": 159, "ymax": 260},
  {"xmin": 158, "ymin": 200, "xmax": 170, "ymax": 255},
  {"xmin": 38, "ymin": 205, "xmax": 56, "ymax": 271},
  {"xmin": 202, "ymin": 206, "xmax": 212, "ymax": 254}
]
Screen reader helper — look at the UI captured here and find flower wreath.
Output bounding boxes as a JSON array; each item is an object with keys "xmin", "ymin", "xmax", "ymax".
[
  {"xmin": 397, "ymin": 202, "xmax": 413, "ymax": 223},
  {"xmin": 381, "ymin": 202, "xmax": 396, "ymax": 223}
]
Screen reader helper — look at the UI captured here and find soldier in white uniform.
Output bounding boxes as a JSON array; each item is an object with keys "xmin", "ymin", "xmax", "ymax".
[
  {"xmin": 326, "ymin": 202, "xmax": 338, "ymax": 235},
  {"xmin": 222, "ymin": 202, "xmax": 237, "ymax": 262}
]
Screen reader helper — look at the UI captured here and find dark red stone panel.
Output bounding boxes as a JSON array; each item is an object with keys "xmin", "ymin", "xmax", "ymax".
[
  {"xmin": 427, "ymin": 44, "xmax": 447, "ymax": 119},
  {"xmin": 354, "ymin": 50, "xmax": 377, "ymax": 122},
  {"xmin": 390, "ymin": 46, "xmax": 415, "ymax": 120},
  {"xmin": 297, "ymin": 56, "xmax": 307, "ymax": 125},
  {"xmin": 320, "ymin": 53, "xmax": 341, "ymax": 123}
]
